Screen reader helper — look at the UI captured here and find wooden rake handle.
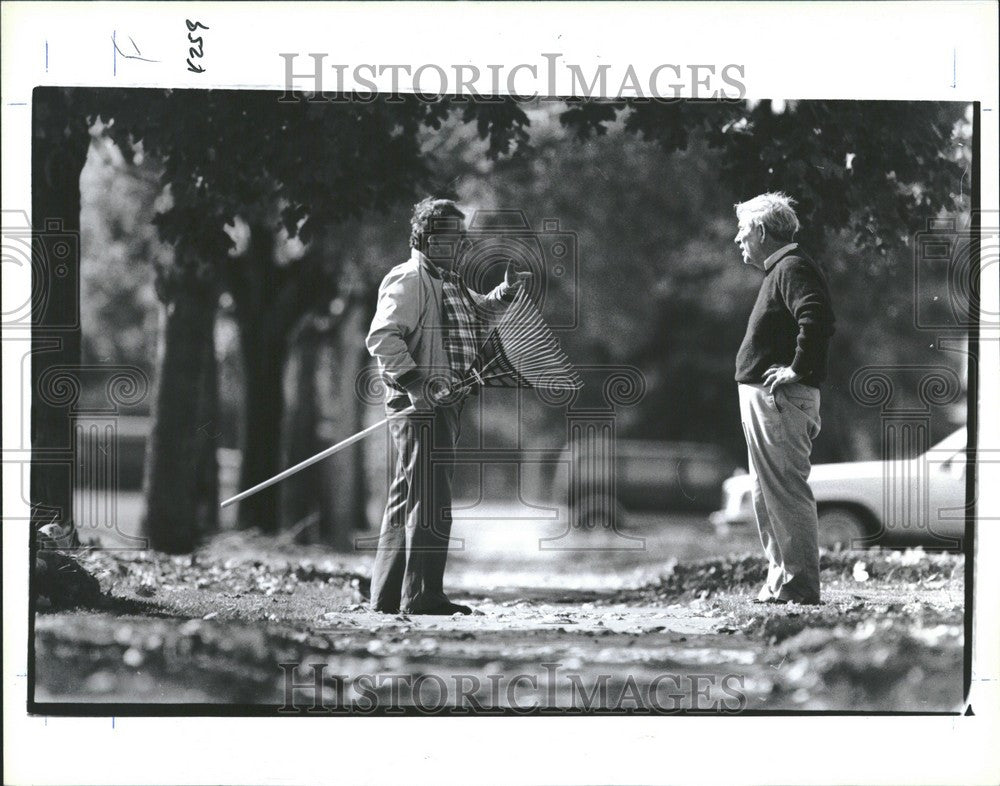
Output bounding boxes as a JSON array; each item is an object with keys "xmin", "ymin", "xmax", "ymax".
[{"xmin": 219, "ymin": 405, "xmax": 416, "ymax": 509}]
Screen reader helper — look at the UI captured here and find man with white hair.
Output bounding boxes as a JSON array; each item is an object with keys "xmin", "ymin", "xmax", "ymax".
[{"xmin": 733, "ymin": 192, "xmax": 835, "ymax": 605}]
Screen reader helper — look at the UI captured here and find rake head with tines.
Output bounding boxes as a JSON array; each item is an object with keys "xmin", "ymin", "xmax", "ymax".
[{"xmin": 456, "ymin": 289, "xmax": 584, "ymax": 398}]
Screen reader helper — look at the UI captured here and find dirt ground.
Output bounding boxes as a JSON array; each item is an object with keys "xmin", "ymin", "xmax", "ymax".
[{"xmin": 32, "ymin": 510, "xmax": 966, "ymax": 713}]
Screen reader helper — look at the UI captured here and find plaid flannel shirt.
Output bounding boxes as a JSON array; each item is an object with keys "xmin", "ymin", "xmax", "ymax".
[
  {"xmin": 373, "ymin": 250, "xmax": 510, "ymax": 405},
  {"xmin": 440, "ymin": 270, "xmax": 485, "ymax": 389}
]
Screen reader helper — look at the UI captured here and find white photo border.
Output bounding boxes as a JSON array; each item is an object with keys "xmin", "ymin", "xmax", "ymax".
[{"xmin": 3, "ymin": 2, "xmax": 998, "ymax": 784}]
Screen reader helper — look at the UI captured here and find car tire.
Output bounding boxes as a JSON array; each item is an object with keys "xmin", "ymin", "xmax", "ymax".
[{"xmin": 818, "ymin": 506, "xmax": 871, "ymax": 550}]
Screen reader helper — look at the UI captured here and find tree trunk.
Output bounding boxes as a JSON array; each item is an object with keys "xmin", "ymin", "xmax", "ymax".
[
  {"xmin": 316, "ymin": 298, "xmax": 369, "ymax": 550},
  {"xmin": 228, "ymin": 225, "xmax": 369, "ymax": 539},
  {"xmin": 277, "ymin": 295, "xmax": 370, "ymax": 550},
  {"xmin": 279, "ymin": 316, "xmax": 322, "ymax": 540},
  {"xmin": 229, "ymin": 226, "xmax": 333, "ymax": 533},
  {"xmin": 236, "ymin": 335, "xmax": 285, "ymax": 532},
  {"xmin": 228, "ymin": 227, "xmax": 286, "ymax": 532},
  {"xmin": 143, "ymin": 281, "xmax": 219, "ymax": 553},
  {"xmin": 30, "ymin": 88, "xmax": 91, "ymax": 541},
  {"xmin": 195, "ymin": 314, "xmax": 221, "ymax": 535}
]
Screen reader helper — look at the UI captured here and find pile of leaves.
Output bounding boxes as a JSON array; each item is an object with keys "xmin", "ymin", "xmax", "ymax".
[
  {"xmin": 817, "ymin": 548, "xmax": 964, "ymax": 585},
  {"xmin": 80, "ymin": 550, "xmax": 365, "ymax": 598},
  {"xmin": 34, "ymin": 524, "xmax": 104, "ymax": 611},
  {"xmin": 621, "ymin": 547, "xmax": 965, "ymax": 603},
  {"xmin": 51, "ymin": 532, "xmax": 372, "ymax": 620},
  {"xmin": 35, "ymin": 548, "xmax": 103, "ymax": 610}
]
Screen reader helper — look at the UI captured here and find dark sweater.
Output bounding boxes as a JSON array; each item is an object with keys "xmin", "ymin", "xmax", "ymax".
[{"xmin": 735, "ymin": 248, "xmax": 835, "ymax": 388}]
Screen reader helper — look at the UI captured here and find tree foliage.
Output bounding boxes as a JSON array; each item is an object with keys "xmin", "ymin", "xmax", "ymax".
[
  {"xmin": 91, "ymin": 91, "xmax": 530, "ymax": 255},
  {"xmin": 77, "ymin": 89, "xmax": 533, "ymax": 549},
  {"xmin": 561, "ymin": 99, "xmax": 968, "ymax": 256},
  {"xmin": 429, "ymin": 100, "xmax": 971, "ymax": 464}
]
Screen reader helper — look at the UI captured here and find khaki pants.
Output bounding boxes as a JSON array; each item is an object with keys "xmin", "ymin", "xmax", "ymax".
[
  {"xmin": 370, "ymin": 402, "xmax": 463, "ymax": 614},
  {"xmin": 738, "ymin": 382, "xmax": 822, "ymax": 603}
]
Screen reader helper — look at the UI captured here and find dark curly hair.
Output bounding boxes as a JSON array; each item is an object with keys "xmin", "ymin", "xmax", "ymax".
[{"xmin": 409, "ymin": 198, "xmax": 465, "ymax": 250}]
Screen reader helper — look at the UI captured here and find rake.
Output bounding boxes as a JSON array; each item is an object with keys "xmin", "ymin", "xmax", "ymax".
[{"xmin": 220, "ymin": 289, "xmax": 582, "ymax": 508}]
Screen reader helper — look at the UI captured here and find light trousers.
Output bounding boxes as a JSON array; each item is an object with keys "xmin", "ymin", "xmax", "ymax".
[
  {"xmin": 370, "ymin": 402, "xmax": 463, "ymax": 613},
  {"xmin": 738, "ymin": 382, "xmax": 822, "ymax": 603}
]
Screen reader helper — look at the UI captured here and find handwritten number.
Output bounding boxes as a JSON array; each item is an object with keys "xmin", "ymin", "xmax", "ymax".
[{"xmin": 185, "ymin": 20, "xmax": 207, "ymax": 74}]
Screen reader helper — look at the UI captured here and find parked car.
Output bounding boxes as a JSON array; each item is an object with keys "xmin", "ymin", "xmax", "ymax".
[
  {"xmin": 555, "ymin": 439, "xmax": 739, "ymax": 526},
  {"xmin": 710, "ymin": 427, "xmax": 968, "ymax": 549}
]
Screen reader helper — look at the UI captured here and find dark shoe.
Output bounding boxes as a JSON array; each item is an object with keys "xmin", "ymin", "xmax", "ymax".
[
  {"xmin": 404, "ymin": 601, "xmax": 473, "ymax": 616},
  {"xmin": 778, "ymin": 595, "xmax": 822, "ymax": 606},
  {"xmin": 752, "ymin": 597, "xmax": 789, "ymax": 605}
]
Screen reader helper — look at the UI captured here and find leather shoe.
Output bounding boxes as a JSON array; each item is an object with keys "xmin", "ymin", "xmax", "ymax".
[{"xmin": 404, "ymin": 600, "xmax": 473, "ymax": 615}]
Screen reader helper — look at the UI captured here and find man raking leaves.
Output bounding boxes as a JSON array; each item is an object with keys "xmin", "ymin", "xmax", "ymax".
[
  {"xmin": 223, "ymin": 198, "xmax": 582, "ymax": 615},
  {"xmin": 365, "ymin": 198, "xmax": 584, "ymax": 614}
]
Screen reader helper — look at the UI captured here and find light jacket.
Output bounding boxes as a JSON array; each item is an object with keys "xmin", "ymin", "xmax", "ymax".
[{"xmin": 366, "ymin": 249, "xmax": 510, "ymax": 403}]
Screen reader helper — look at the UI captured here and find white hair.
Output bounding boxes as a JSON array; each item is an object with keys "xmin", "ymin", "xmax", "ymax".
[{"xmin": 734, "ymin": 192, "xmax": 800, "ymax": 241}]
